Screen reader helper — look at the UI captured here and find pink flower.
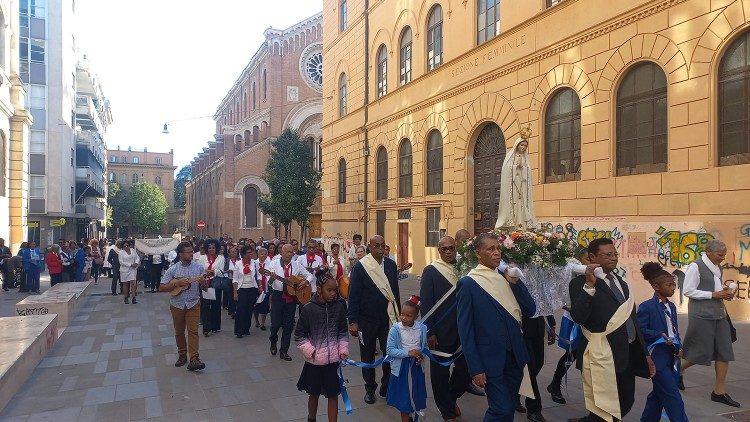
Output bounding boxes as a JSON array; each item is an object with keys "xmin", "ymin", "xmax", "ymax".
[{"xmin": 503, "ymin": 237, "xmax": 515, "ymax": 249}]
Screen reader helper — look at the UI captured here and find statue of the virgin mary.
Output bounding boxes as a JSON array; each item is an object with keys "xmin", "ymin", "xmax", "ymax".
[{"xmin": 495, "ymin": 126, "xmax": 536, "ymax": 230}]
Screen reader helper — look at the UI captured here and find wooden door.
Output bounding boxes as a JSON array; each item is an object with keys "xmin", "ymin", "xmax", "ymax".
[
  {"xmin": 398, "ymin": 223, "xmax": 409, "ymax": 268},
  {"xmin": 309, "ymin": 215, "xmax": 322, "ymax": 238},
  {"xmin": 473, "ymin": 123, "xmax": 506, "ymax": 235}
]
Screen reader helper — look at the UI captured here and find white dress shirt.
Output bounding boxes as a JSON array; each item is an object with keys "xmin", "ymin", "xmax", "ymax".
[
  {"xmin": 255, "ymin": 257, "xmax": 272, "ymax": 292},
  {"xmin": 200, "ymin": 254, "xmax": 225, "ymax": 278},
  {"xmin": 583, "ymin": 271, "xmax": 625, "ymax": 297},
  {"xmin": 327, "ymin": 253, "xmax": 348, "ymax": 279},
  {"xmin": 661, "ymin": 300, "xmax": 676, "ymax": 339},
  {"xmin": 232, "ymin": 258, "xmax": 258, "ymax": 289},
  {"xmin": 296, "ymin": 253, "xmax": 324, "ymax": 292},
  {"xmin": 682, "ymin": 253, "xmax": 723, "ymax": 300},
  {"xmin": 266, "ymin": 258, "xmax": 315, "ymax": 292}
]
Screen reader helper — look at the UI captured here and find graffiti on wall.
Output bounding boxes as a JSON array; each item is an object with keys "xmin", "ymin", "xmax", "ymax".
[{"xmin": 654, "ymin": 226, "xmax": 715, "ymax": 268}]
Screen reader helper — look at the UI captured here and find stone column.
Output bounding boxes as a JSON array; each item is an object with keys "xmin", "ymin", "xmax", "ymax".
[{"xmin": 8, "ymin": 75, "xmax": 32, "ymax": 251}]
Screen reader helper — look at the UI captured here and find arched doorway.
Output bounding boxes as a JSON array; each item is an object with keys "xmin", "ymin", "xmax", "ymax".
[{"xmin": 472, "ymin": 122, "xmax": 506, "ymax": 235}]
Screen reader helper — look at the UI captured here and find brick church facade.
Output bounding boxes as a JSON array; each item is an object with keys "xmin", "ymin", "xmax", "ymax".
[{"xmin": 186, "ymin": 13, "xmax": 323, "ymax": 240}]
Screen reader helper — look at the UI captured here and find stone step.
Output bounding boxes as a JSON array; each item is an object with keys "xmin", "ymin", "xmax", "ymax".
[{"xmin": 0, "ymin": 315, "xmax": 57, "ymax": 412}]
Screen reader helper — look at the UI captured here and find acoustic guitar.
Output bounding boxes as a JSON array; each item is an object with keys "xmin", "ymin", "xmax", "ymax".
[
  {"xmin": 338, "ymin": 275, "xmax": 350, "ymax": 300},
  {"xmin": 169, "ymin": 274, "xmax": 211, "ymax": 297},
  {"xmin": 260, "ymin": 268, "xmax": 313, "ymax": 304}
]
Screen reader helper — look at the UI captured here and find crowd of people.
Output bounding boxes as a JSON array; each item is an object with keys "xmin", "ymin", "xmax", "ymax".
[{"xmin": 0, "ymin": 231, "xmax": 740, "ymax": 422}]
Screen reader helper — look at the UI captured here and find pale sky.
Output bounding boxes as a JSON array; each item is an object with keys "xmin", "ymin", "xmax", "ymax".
[{"xmin": 74, "ymin": 0, "xmax": 323, "ymax": 172}]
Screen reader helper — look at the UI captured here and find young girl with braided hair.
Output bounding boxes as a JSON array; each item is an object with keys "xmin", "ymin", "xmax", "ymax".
[{"xmin": 295, "ymin": 269, "xmax": 349, "ymax": 422}]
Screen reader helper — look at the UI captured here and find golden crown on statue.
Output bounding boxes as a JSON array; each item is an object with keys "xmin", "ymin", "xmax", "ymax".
[{"xmin": 520, "ymin": 124, "xmax": 533, "ymax": 139}]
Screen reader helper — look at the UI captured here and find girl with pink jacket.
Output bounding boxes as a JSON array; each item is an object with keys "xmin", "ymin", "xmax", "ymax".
[{"xmin": 295, "ymin": 271, "xmax": 349, "ymax": 422}]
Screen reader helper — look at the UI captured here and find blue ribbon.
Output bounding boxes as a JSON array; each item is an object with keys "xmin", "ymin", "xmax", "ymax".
[
  {"xmin": 342, "ymin": 354, "xmax": 393, "ymax": 368},
  {"xmin": 646, "ymin": 337, "xmax": 681, "ymax": 355},
  {"xmin": 420, "ymin": 347, "xmax": 463, "ymax": 367},
  {"xmin": 338, "ymin": 366, "xmax": 354, "ymax": 415}
]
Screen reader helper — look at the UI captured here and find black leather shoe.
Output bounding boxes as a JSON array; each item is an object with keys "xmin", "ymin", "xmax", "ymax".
[
  {"xmin": 280, "ymin": 352, "xmax": 292, "ymax": 361},
  {"xmin": 678, "ymin": 375, "xmax": 685, "ymax": 391},
  {"xmin": 270, "ymin": 344, "xmax": 278, "ymax": 356},
  {"xmin": 466, "ymin": 383, "xmax": 486, "ymax": 396},
  {"xmin": 547, "ymin": 384, "xmax": 566, "ymax": 404},
  {"xmin": 527, "ymin": 411, "xmax": 546, "ymax": 422},
  {"xmin": 515, "ymin": 401, "xmax": 526, "ymax": 413},
  {"xmin": 711, "ymin": 391, "xmax": 740, "ymax": 407},
  {"xmin": 378, "ymin": 385, "xmax": 387, "ymax": 398},
  {"xmin": 364, "ymin": 391, "xmax": 376, "ymax": 404}
]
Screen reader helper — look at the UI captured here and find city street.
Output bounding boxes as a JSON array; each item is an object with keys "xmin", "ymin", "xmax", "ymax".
[{"xmin": 0, "ymin": 275, "xmax": 748, "ymax": 421}]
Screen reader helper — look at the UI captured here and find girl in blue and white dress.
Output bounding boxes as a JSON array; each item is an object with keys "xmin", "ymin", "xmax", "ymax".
[{"xmin": 386, "ymin": 296, "xmax": 428, "ymax": 422}]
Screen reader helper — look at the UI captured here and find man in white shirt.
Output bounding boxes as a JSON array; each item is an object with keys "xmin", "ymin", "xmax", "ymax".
[
  {"xmin": 295, "ymin": 239, "xmax": 326, "ymax": 293},
  {"xmin": 681, "ymin": 239, "xmax": 738, "ymax": 407},
  {"xmin": 266, "ymin": 244, "xmax": 315, "ymax": 361}
]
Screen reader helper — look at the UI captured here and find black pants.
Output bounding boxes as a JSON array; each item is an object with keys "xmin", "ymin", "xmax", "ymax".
[
  {"xmin": 226, "ymin": 286, "xmax": 236, "ymax": 315},
  {"xmin": 269, "ymin": 290, "xmax": 296, "ymax": 353},
  {"xmin": 201, "ymin": 289, "xmax": 223, "ymax": 332},
  {"xmin": 234, "ymin": 287, "xmax": 259, "ymax": 336},
  {"xmin": 110, "ymin": 267, "xmax": 120, "ymax": 294},
  {"xmin": 148, "ymin": 265, "xmax": 162, "ymax": 290},
  {"xmin": 431, "ymin": 352, "xmax": 471, "ymax": 419},
  {"xmin": 50, "ymin": 273, "xmax": 62, "ymax": 286},
  {"xmin": 358, "ymin": 317, "xmax": 391, "ymax": 394},
  {"xmin": 1, "ymin": 263, "xmax": 10, "ymax": 289},
  {"xmin": 551, "ymin": 348, "xmax": 577, "ymax": 388},
  {"xmin": 521, "ymin": 315, "xmax": 546, "ymax": 413}
]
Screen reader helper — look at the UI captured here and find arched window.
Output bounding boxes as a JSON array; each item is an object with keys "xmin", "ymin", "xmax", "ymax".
[
  {"xmin": 132, "ymin": 173, "xmax": 139, "ymax": 184},
  {"xmin": 477, "ymin": 0, "xmax": 501, "ymax": 44},
  {"xmin": 155, "ymin": 176, "xmax": 162, "ymax": 186},
  {"xmin": 243, "ymin": 185, "xmax": 258, "ymax": 227},
  {"xmin": 400, "ymin": 27, "xmax": 412, "ymax": 85},
  {"xmin": 377, "ymin": 45, "xmax": 388, "ymax": 98},
  {"xmin": 253, "ymin": 126, "xmax": 260, "ymax": 142},
  {"xmin": 338, "ymin": 158, "xmax": 347, "ymax": 203},
  {"xmin": 545, "ymin": 88, "xmax": 582, "ymax": 183},
  {"xmin": 427, "ymin": 5, "xmax": 443, "ymax": 71},
  {"xmin": 616, "ymin": 62, "xmax": 667, "ymax": 176},
  {"xmin": 376, "ymin": 146, "xmax": 388, "ymax": 199},
  {"xmin": 252, "ymin": 81, "xmax": 257, "ymax": 110},
  {"xmin": 262, "ymin": 69, "xmax": 267, "ymax": 100},
  {"xmin": 426, "ymin": 130, "xmax": 443, "ymax": 195},
  {"xmin": 719, "ymin": 31, "xmax": 750, "ymax": 165},
  {"xmin": 132, "ymin": 156, "xmax": 140, "ymax": 164},
  {"xmin": 120, "ymin": 173, "xmax": 126, "ymax": 184},
  {"xmin": 399, "ymin": 139, "xmax": 413, "ymax": 198},
  {"xmin": 109, "ymin": 172, "xmax": 115, "ymax": 182},
  {"xmin": 121, "ymin": 156, "xmax": 126, "ymax": 163},
  {"xmin": 110, "ymin": 156, "xmax": 116, "ymax": 162},
  {"xmin": 339, "ymin": 73, "xmax": 347, "ymax": 116}
]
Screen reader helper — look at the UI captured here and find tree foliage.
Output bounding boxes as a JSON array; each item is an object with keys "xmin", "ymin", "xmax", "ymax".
[
  {"xmin": 129, "ymin": 183, "xmax": 169, "ymax": 236},
  {"xmin": 106, "ymin": 181, "xmax": 168, "ymax": 236},
  {"xmin": 174, "ymin": 165, "xmax": 192, "ymax": 209},
  {"xmin": 258, "ymin": 129, "xmax": 321, "ymax": 237}
]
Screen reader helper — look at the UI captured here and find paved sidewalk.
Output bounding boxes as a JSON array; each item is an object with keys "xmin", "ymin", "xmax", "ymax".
[{"xmin": 0, "ymin": 276, "xmax": 748, "ymax": 421}]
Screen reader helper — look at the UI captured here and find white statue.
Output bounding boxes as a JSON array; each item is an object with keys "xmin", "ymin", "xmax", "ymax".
[{"xmin": 495, "ymin": 127, "xmax": 536, "ymax": 230}]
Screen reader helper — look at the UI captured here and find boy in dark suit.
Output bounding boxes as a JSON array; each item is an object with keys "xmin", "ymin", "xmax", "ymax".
[{"xmin": 637, "ymin": 263, "xmax": 688, "ymax": 422}]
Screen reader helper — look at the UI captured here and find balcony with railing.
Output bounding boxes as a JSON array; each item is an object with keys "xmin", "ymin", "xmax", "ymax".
[
  {"xmin": 75, "ymin": 166, "xmax": 106, "ymax": 198},
  {"xmin": 75, "ymin": 94, "xmax": 104, "ymax": 133},
  {"xmin": 75, "ymin": 203, "xmax": 105, "ymax": 221}
]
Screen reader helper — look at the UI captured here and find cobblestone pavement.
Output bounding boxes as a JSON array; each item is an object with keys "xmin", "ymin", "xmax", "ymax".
[{"xmin": 0, "ymin": 275, "xmax": 748, "ymax": 421}]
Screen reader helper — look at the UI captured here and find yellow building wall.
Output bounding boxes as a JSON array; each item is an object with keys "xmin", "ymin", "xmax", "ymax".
[{"xmin": 322, "ymin": 0, "xmax": 750, "ymax": 319}]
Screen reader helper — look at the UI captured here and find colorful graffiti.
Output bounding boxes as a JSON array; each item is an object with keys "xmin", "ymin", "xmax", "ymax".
[{"xmin": 655, "ymin": 226, "xmax": 715, "ymax": 268}]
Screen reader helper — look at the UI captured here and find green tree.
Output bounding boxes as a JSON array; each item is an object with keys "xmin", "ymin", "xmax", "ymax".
[
  {"xmin": 107, "ymin": 182, "xmax": 130, "ymax": 230},
  {"xmin": 258, "ymin": 129, "xmax": 321, "ymax": 239},
  {"xmin": 128, "ymin": 182, "xmax": 169, "ymax": 236},
  {"xmin": 174, "ymin": 165, "xmax": 191, "ymax": 209}
]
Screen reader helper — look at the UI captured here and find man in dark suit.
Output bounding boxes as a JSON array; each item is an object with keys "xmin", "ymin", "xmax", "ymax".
[
  {"xmin": 457, "ymin": 233, "xmax": 536, "ymax": 421},
  {"xmin": 348, "ymin": 235, "xmax": 401, "ymax": 404},
  {"xmin": 568, "ymin": 238, "xmax": 654, "ymax": 422},
  {"xmin": 420, "ymin": 236, "xmax": 470, "ymax": 422}
]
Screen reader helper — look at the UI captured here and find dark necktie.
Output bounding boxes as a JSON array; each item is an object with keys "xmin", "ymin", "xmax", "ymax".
[{"xmin": 607, "ymin": 274, "xmax": 636, "ymax": 343}]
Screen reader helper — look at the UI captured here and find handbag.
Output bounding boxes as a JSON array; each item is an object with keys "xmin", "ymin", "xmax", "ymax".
[{"xmin": 727, "ymin": 312, "xmax": 737, "ymax": 343}]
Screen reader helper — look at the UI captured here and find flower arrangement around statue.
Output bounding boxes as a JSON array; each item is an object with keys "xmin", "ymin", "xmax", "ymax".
[{"xmin": 455, "ymin": 227, "xmax": 578, "ymax": 276}]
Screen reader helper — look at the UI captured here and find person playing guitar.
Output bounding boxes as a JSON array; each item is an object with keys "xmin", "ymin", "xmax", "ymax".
[
  {"xmin": 296, "ymin": 239, "xmax": 327, "ymax": 292},
  {"xmin": 266, "ymin": 244, "xmax": 316, "ymax": 362}
]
